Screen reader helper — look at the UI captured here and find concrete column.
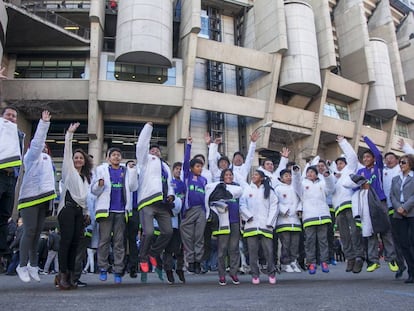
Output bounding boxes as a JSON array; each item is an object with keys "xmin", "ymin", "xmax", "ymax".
[
  {"xmin": 334, "ymin": 0, "xmax": 375, "ymax": 84},
  {"xmin": 88, "ymin": 0, "xmax": 105, "ymax": 163},
  {"xmin": 279, "ymin": 1, "xmax": 321, "ymax": 96},
  {"xmin": 310, "ymin": 0, "xmax": 336, "ymax": 70},
  {"xmin": 253, "ymin": 0, "xmax": 287, "ymax": 53},
  {"xmin": 368, "ymin": 0, "xmax": 406, "ymax": 97},
  {"xmin": 349, "ymin": 84, "xmax": 370, "ymax": 151},
  {"xmin": 383, "ymin": 115, "xmax": 397, "ymax": 152},
  {"xmin": 397, "ymin": 12, "xmax": 414, "ymax": 105}
]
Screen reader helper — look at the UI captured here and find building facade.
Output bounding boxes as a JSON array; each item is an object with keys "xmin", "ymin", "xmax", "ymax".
[{"xmin": 1, "ymin": 0, "xmax": 414, "ymax": 173}]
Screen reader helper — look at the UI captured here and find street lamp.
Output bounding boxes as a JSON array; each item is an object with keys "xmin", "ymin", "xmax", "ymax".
[{"xmin": 253, "ymin": 121, "xmax": 273, "ymax": 132}]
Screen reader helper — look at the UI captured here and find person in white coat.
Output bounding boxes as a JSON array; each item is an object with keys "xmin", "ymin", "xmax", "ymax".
[
  {"xmin": 292, "ymin": 165, "xmax": 334, "ymax": 275},
  {"xmin": 92, "ymin": 147, "xmax": 138, "ymax": 284},
  {"xmin": 16, "ymin": 111, "xmax": 56, "ymax": 283},
  {"xmin": 332, "ymin": 136, "xmax": 364, "ymax": 273},
  {"xmin": 240, "ymin": 170, "xmax": 278, "ymax": 285},
  {"xmin": 275, "ymin": 169, "xmax": 302, "ymax": 273}
]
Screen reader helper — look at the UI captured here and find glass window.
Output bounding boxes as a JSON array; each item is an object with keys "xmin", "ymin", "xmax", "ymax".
[
  {"xmin": 199, "ymin": 10, "xmax": 209, "ymax": 39},
  {"xmin": 363, "ymin": 114, "xmax": 383, "ymax": 130},
  {"xmin": 15, "ymin": 57, "xmax": 86, "ymax": 79},
  {"xmin": 395, "ymin": 121, "xmax": 409, "ymax": 138},
  {"xmin": 323, "ymin": 102, "xmax": 350, "ymax": 120}
]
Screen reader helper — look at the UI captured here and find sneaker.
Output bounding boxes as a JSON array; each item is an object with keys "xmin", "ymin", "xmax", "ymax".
[
  {"xmin": 39, "ymin": 270, "xmax": 48, "ymax": 275},
  {"xmin": 155, "ymin": 267, "xmax": 164, "ymax": 281},
  {"xmin": 176, "ymin": 270, "xmax": 185, "ymax": 283},
  {"xmin": 99, "ymin": 269, "xmax": 107, "ymax": 281},
  {"xmin": 230, "ymin": 275, "xmax": 240, "ymax": 285},
  {"xmin": 219, "ymin": 276, "xmax": 226, "ymax": 286},
  {"xmin": 76, "ymin": 280, "xmax": 87, "ymax": 287},
  {"xmin": 290, "ymin": 261, "xmax": 302, "ymax": 273},
  {"xmin": 321, "ymin": 262, "xmax": 329, "ymax": 273},
  {"xmin": 129, "ymin": 267, "xmax": 137, "ymax": 278},
  {"xmin": 395, "ymin": 266, "xmax": 406, "ymax": 279},
  {"xmin": 329, "ymin": 258, "xmax": 337, "ymax": 265},
  {"xmin": 166, "ymin": 270, "xmax": 175, "ymax": 284},
  {"xmin": 16, "ymin": 265, "xmax": 31, "ymax": 283},
  {"xmin": 366, "ymin": 262, "xmax": 380, "ymax": 272},
  {"xmin": 140, "ymin": 261, "xmax": 149, "ymax": 273},
  {"xmin": 149, "ymin": 256, "xmax": 157, "ymax": 267},
  {"xmin": 346, "ymin": 259, "xmax": 355, "ymax": 272},
  {"xmin": 140, "ymin": 272, "xmax": 148, "ymax": 283},
  {"xmin": 194, "ymin": 262, "xmax": 201, "ymax": 274},
  {"xmin": 308, "ymin": 263, "xmax": 316, "ymax": 275},
  {"xmin": 187, "ymin": 263, "xmax": 195, "ymax": 273},
  {"xmin": 281, "ymin": 264, "xmax": 294, "ymax": 273},
  {"xmin": 252, "ymin": 276, "xmax": 260, "ymax": 285},
  {"xmin": 27, "ymin": 265, "xmax": 40, "ymax": 282},
  {"xmin": 388, "ymin": 260, "xmax": 399, "ymax": 272},
  {"xmin": 352, "ymin": 258, "xmax": 363, "ymax": 274},
  {"xmin": 268, "ymin": 274, "xmax": 276, "ymax": 284},
  {"xmin": 114, "ymin": 273, "xmax": 122, "ymax": 284}
]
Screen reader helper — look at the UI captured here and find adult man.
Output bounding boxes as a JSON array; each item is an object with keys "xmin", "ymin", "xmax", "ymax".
[
  {"xmin": 0, "ymin": 107, "xmax": 24, "ymax": 257},
  {"xmin": 383, "ymin": 152, "xmax": 407, "ymax": 278}
]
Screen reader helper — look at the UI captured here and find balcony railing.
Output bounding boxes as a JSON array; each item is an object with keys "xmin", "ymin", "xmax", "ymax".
[{"xmin": 13, "ymin": 1, "xmax": 91, "ymax": 39}]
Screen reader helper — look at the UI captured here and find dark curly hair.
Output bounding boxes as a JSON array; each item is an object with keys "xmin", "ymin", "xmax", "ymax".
[{"xmin": 73, "ymin": 148, "xmax": 93, "ymax": 184}]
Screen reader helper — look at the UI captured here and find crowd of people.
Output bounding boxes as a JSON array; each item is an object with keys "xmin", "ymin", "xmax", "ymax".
[{"xmin": 1, "ymin": 106, "xmax": 414, "ymax": 290}]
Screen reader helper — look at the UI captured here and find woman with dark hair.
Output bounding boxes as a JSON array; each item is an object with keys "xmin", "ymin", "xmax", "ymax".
[
  {"xmin": 205, "ymin": 168, "xmax": 243, "ymax": 286},
  {"xmin": 56, "ymin": 123, "xmax": 92, "ymax": 289},
  {"xmin": 240, "ymin": 170, "xmax": 278, "ymax": 285},
  {"xmin": 390, "ymin": 154, "xmax": 414, "ymax": 283}
]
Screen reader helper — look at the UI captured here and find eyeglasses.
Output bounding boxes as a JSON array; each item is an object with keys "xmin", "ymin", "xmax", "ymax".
[{"xmin": 399, "ymin": 160, "xmax": 407, "ymax": 165}]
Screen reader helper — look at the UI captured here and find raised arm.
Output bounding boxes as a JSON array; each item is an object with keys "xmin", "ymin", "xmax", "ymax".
[
  {"xmin": 183, "ymin": 137, "xmax": 192, "ymax": 181},
  {"xmin": 243, "ymin": 130, "xmax": 260, "ymax": 172},
  {"xmin": 208, "ymin": 137, "xmax": 221, "ymax": 180},
  {"xmin": 337, "ymin": 135, "xmax": 359, "ymax": 172},
  {"xmin": 398, "ymin": 138, "xmax": 414, "ymax": 155},
  {"xmin": 61, "ymin": 122, "xmax": 79, "ymax": 182},
  {"xmin": 25, "ymin": 110, "xmax": 51, "ymax": 163},
  {"xmin": 136, "ymin": 122, "xmax": 152, "ymax": 169},
  {"xmin": 274, "ymin": 147, "xmax": 290, "ymax": 178},
  {"xmin": 363, "ymin": 135, "xmax": 383, "ymax": 169}
]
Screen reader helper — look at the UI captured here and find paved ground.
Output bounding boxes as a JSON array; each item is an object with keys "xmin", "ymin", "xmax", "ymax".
[{"xmin": 0, "ymin": 262, "xmax": 413, "ymax": 311}]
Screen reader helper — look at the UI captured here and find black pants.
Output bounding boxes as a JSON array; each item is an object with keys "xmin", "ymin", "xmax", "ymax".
[
  {"xmin": 393, "ymin": 218, "xmax": 414, "ymax": 277},
  {"xmin": 126, "ymin": 208, "xmax": 140, "ymax": 270},
  {"xmin": 0, "ymin": 173, "xmax": 17, "ymax": 251},
  {"xmin": 58, "ymin": 204, "xmax": 83, "ymax": 273},
  {"xmin": 73, "ymin": 233, "xmax": 91, "ymax": 282}
]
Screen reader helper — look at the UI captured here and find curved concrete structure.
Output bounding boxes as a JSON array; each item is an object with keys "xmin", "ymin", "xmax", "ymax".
[
  {"xmin": 0, "ymin": 0, "xmax": 8, "ymax": 63},
  {"xmin": 279, "ymin": 0, "xmax": 321, "ymax": 96},
  {"xmin": 366, "ymin": 38, "xmax": 397, "ymax": 119},
  {"xmin": 115, "ymin": 0, "xmax": 173, "ymax": 67}
]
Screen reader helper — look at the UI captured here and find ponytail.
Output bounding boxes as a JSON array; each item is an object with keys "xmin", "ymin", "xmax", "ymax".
[{"xmin": 255, "ymin": 170, "xmax": 273, "ymax": 199}]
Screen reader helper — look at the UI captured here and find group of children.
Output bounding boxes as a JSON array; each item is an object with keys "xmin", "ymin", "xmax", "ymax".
[{"xmin": 8, "ymin": 114, "xmax": 412, "ymax": 287}]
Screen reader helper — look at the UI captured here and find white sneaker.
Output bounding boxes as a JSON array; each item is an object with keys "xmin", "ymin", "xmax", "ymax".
[
  {"xmin": 281, "ymin": 264, "xmax": 294, "ymax": 273},
  {"xmin": 28, "ymin": 264, "xmax": 41, "ymax": 282},
  {"xmin": 291, "ymin": 261, "xmax": 302, "ymax": 273},
  {"xmin": 16, "ymin": 265, "xmax": 31, "ymax": 283}
]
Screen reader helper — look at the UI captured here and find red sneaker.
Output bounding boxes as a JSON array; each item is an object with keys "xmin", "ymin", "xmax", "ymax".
[
  {"xmin": 140, "ymin": 262, "xmax": 149, "ymax": 273},
  {"xmin": 149, "ymin": 256, "xmax": 157, "ymax": 267}
]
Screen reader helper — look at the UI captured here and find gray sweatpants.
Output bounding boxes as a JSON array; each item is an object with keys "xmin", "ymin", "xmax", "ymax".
[
  {"xmin": 247, "ymin": 235, "xmax": 275, "ymax": 277},
  {"xmin": 138, "ymin": 204, "xmax": 173, "ymax": 261},
  {"xmin": 43, "ymin": 250, "xmax": 59, "ymax": 272},
  {"xmin": 97, "ymin": 212, "xmax": 125, "ymax": 274},
  {"xmin": 304, "ymin": 224, "xmax": 329, "ymax": 264},
  {"xmin": 180, "ymin": 206, "xmax": 206, "ymax": 263},
  {"xmin": 336, "ymin": 209, "xmax": 364, "ymax": 260},
  {"xmin": 217, "ymin": 223, "xmax": 240, "ymax": 277},
  {"xmin": 367, "ymin": 201, "xmax": 396, "ymax": 264},
  {"xmin": 279, "ymin": 231, "xmax": 300, "ymax": 264},
  {"xmin": 19, "ymin": 201, "xmax": 50, "ymax": 267}
]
